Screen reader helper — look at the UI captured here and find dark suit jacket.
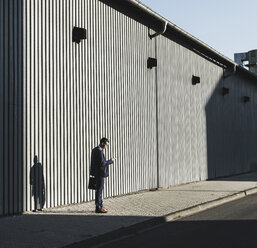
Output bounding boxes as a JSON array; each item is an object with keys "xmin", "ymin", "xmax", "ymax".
[{"xmin": 90, "ymin": 146, "xmax": 113, "ymax": 178}]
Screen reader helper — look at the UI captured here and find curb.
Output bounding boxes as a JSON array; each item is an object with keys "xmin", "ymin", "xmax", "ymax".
[
  {"xmin": 244, "ymin": 187, "xmax": 257, "ymax": 196},
  {"xmin": 64, "ymin": 187, "xmax": 257, "ymax": 248}
]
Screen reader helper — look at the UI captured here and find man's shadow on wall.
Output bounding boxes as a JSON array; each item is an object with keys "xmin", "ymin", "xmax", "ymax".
[{"xmin": 30, "ymin": 156, "xmax": 45, "ymax": 212}]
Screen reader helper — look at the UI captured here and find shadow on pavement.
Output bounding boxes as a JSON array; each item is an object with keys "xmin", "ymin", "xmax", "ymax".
[
  {"xmin": 96, "ymin": 220, "xmax": 257, "ymax": 248},
  {"xmin": 0, "ymin": 214, "xmax": 154, "ymax": 248}
]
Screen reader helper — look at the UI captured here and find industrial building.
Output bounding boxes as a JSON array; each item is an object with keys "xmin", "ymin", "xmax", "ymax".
[
  {"xmin": 235, "ymin": 49, "xmax": 257, "ymax": 75},
  {"xmin": 1, "ymin": 0, "xmax": 257, "ymax": 216}
]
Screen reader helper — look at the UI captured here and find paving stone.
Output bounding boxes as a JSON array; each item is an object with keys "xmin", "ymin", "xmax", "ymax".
[{"xmin": 1, "ymin": 172, "xmax": 257, "ymax": 248}]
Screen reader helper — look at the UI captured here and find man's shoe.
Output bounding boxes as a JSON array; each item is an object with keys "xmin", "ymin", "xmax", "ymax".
[{"xmin": 95, "ymin": 207, "xmax": 108, "ymax": 213}]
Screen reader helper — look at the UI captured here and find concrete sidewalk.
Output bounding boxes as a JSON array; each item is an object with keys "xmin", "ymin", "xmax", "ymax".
[{"xmin": 1, "ymin": 172, "xmax": 257, "ymax": 248}]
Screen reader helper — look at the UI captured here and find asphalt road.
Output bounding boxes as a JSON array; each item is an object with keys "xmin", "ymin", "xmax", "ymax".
[{"xmin": 96, "ymin": 193, "xmax": 257, "ymax": 248}]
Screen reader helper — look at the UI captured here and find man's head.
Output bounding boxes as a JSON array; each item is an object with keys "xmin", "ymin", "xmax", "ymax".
[
  {"xmin": 34, "ymin": 155, "xmax": 38, "ymax": 164},
  {"xmin": 100, "ymin": 137, "xmax": 110, "ymax": 150}
]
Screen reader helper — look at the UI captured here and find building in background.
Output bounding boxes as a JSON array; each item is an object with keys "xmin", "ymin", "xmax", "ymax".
[
  {"xmin": 1, "ymin": 0, "xmax": 257, "ymax": 216},
  {"xmin": 235, "ymin": 49, "xmax": 257, "ymax": 75}
]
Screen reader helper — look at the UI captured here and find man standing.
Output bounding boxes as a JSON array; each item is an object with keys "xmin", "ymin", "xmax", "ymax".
[{"xmin": 90, "ymin": 138, "xmax": 116, "ymax": 213}]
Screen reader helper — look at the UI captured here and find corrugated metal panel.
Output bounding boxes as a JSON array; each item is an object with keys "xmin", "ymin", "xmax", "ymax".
[
  {"xmin": 0, "ymin": 0, "xmax": 4, "ymax": 216},
  {"xmin": 2, "ymin": 0, "xmax": 257, "ymax": 216},
  {"xmin": 0, "ymin": 0, "xmax": 24, "ymax": 215},
  {"xmin": 157, "ymin": 35, "xmax": 221, "ymax": 187},
  {"xmin": 156, "ymin": 34, "xmax": 257, "ymax": 187},
  {"xmin": 207, "ymin": 73, "xmax": 257, "ymax": 178},
  {"xmin": 20, "ymin": 0, "xmax": 157, "ymax": 212}
]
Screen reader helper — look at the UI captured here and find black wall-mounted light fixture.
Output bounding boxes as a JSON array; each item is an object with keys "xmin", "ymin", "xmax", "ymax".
[
  {"xmin": 147, "ymin": 57, "xmax": 157, "ymax": 69},
  {"xmin": 192, "ymin": 75, "xmax": 200, "ymax": 85},
  {"xmin": 243, "ymin": 96, "xmax": 250, "ymax": 103},
  {"xmin": 222, "ymin": 87, "xmax": 229, "ymax": 96},
  {"xmin": 72, "ymin": 27, "xmax": 87, "ymax": 44}
]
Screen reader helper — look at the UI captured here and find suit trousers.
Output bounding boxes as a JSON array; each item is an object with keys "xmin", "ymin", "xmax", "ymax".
[{"xmin": 95, "ymin": 177, "xmax": 105, "ymax": 210}]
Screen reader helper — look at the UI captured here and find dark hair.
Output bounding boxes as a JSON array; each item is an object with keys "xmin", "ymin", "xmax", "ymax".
[{"xmin": 100, "ymin": 137, "xmax": 109, "ymax": 144}]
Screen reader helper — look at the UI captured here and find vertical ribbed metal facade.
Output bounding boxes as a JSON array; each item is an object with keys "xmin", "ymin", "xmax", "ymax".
[
  {"xmin": 0, "ymin": 0, "xmax": 24, "ymax": 216},
  {"xmin": 21, "ymin": 0, "xmax": 157, "ymax": 212},
  {"xmin": 1, "ymin": 0, "xmax": 257, "ymax": 216},
  {"xmin": 206, "ymin": 73, "xmax": 257, "ymax": 179},
  {"xmin": 156, "ymin": 35, "xmax": 257, "ymax": 187},
  {"xmin": 156, "ymin": 36, "xmax": 223, "ymax": 187}
]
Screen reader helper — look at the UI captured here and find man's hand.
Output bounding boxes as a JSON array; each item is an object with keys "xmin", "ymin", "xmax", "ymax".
[{"xmin": 111, "ymin": 157, "xmax": 116, "ymax": 162}]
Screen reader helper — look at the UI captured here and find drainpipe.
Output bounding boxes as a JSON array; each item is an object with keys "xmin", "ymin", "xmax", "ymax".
[
  {"xmin": 147, "ymin": 20, "xmax": 167, "ymax": 189},
  {"xmin": 154, "ymin": 38, "xmax": 160, "ymax": 189},
  {"xmin": 147, "ymin": 21, "xmax": 167, "ymax": 189},
  {"xmin": 149, "ymin": 21, "xmax": 168, "ymax": 39}
]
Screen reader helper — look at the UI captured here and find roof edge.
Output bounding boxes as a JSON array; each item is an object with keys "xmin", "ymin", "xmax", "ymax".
[{"xmin": 99, "ymin": 0, "xmax": 257, "ymax": 81}]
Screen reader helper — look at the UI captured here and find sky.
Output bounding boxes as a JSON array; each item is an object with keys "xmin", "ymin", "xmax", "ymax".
[{"xmin": 140, "ymin": 0, "xmax": 257, "ymax": 61}]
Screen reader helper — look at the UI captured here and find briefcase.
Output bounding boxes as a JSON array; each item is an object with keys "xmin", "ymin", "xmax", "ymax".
[{"xmin": 88, "ymin": 176, "xmax": 97, "ymax": 190}]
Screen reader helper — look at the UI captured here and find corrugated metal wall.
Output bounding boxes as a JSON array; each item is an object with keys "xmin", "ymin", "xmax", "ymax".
[
  {"xmin": 156, "ymin": 35, "xmax": 257, "ymax": 187},
  {"xmin": 0, "ymin": 0, "xmax": 24, "ymax": 216},
  {"xmin": 206, "ymin": 73, "xmax": 257, "ymax": 178},
  {"xmin": 22, "ymin": 0, "xmax": 157, "ymax": 212},
  {"xmin": 156, "ymin": 35, "xmax": 222, "ymax": 187},
  {"xmin": 1, "ymin": 0, "xmax": 257, "ymax": 215}
]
